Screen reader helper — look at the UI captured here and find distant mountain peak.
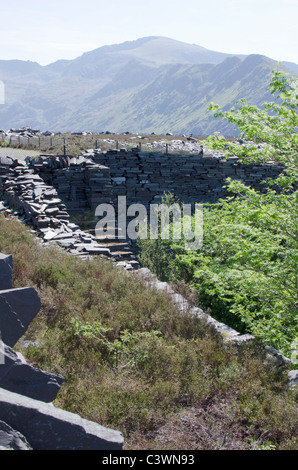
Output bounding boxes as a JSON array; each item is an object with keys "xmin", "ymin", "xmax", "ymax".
[{"xmin": 0, "ymin": 37, "xmax": 297, "ymax": 134}]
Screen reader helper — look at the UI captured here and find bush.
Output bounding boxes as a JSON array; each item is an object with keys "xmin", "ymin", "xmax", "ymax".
[{"xmin": 138, "ymin": 71, "xmax": 298, "ymax": 358}]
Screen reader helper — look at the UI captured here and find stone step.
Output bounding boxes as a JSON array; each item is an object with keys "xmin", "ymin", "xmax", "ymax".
[
  {"xmin": 110, "ymin": 251, "xmax": 135, "ymax": 260},
  {"xmin": 102, "ymin": 242, "xmax": 131, "ymax": 252},
  {"xmin": 95, "ymin": 235, "xmax": 120, "ymax": 243}
]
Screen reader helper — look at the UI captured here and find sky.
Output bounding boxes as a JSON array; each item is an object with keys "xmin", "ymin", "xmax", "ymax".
[{"xmin": 0, "ymin": 0, "xmax": 297, "ymax": 65}]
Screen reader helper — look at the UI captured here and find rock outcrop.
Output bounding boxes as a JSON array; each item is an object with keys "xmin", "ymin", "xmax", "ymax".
[{"xmin": 0, "ymin": 254, "xmax": 13, "ymax": 290}]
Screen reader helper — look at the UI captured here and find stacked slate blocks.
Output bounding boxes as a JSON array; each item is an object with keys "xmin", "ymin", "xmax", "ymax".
[
  {"xmin": 90, "ymin": 148, "xmax": 284, "ymax": 209},
  {"xmin": 0, "ymin": 157, "xmax": 138, "ymax": 270},
  {"xmin": 0, "ymin": 252, "xmax": 124, "ymax": 450},
  {"xmin": 30, "ymin": 155, "xmax": 113, "ymax": 214}
]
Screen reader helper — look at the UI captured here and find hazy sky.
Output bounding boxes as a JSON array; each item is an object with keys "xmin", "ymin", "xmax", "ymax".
[{"xmin": 0, "ymin": 0, "xmax": 297, "ymax": 65}]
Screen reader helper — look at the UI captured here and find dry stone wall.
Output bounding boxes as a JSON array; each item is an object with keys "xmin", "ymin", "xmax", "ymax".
[
  {"xmin": 30, "ymin": 155, "xmax": 112, "ymax": 214},
  {"xmin": 2, "ymin": 150, "xmax": 283, "ymax": 231},
  {"xmin": 89, "ymin": 148, "xmax": 284, "ymax": 207}
]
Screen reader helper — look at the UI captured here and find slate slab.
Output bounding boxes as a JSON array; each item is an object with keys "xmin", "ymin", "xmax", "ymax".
[
  {"xmin": 0, "ymin": 295, "xmax": 24, "ymax": 348},
  {"xmin": 0, "ymin": 254, "xmax": 13, "ymax": 290},
  {"xmin": 0, "ymin": 288, "xmax": 41, "ymax": 348},
  {"xmin": 0, "ymin": 388, "xmax": 124, "ymax": 450},
  {"xmin": 0, "ymin": 342, "xmax": 64, "ymax": 403}
]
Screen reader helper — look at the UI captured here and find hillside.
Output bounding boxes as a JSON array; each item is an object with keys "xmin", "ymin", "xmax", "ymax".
[
  {"xmin": 0, "ymin": 36, "xmax": 296, "ymax": 135},
  {"xmin": 0, "ymin": 214, "xmax": 297, "ymax": 450}
]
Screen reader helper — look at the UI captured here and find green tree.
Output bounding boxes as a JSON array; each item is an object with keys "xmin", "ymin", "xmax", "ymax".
[{"xmin": 138, "ymin": 71, "xmax": 298, "ymax": 358}]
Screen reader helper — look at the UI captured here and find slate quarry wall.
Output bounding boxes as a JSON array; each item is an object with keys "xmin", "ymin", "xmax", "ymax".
[
  {"xmin": 0, "ymin": 157, "xmax": 139, "ymax": 270},
  {"xmin": 25, "ymin": 150, "xmax": 283, "ymax": 215},
  {"xmin": 0, "ymin": 149, "xmax": 284, "ymax": 270},
  {"xmin": 90, "ymin": 148, "xmax": 283, "ymax": 207},
  {"xmin": 0, "ymin": 153, "xmax": 297, "ymax": 450}
]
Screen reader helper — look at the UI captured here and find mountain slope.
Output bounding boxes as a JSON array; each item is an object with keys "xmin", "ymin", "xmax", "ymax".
[
  {"xmin": 70, "ymin": 54, "xmax": 277, "ymax": 136},
  {"xmin": 0, "ymin": 37, "xmax": 296, "ymax": 135}
]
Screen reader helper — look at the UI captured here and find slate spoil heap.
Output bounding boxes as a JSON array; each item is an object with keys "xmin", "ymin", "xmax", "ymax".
[
  {"xmin": 0, "ymin": 156, "xmax": 139, "ymax": 271},
  {"xmin": 0, "ymin": 252, "xmax": 124, "ymax": 450}
]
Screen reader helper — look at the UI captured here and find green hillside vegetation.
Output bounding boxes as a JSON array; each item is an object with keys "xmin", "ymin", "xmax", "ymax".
[
  {"xmin": 138, "ymin": 71, "xmax": 298, "ymax": 360},
  {"xmin": 0, "ymin": 215, "xmax": 297, "ymax": 450}
]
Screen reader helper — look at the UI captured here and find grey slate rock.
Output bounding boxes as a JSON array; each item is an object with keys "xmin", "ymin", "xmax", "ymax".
[
  {"xmin": 0, "ymin": 294, "xmax": 24, "ymax": 348},
  {"xmin": 0, "ymin": 156, "xmax": 14, "ymax": 167},
  {"xmin": 0, "ymin": 254, "xmax": 13, "ymax": 290},
  {"xmin": 0, "ymin": 387, "xmax": 124, "ymax": 450},
  {"xmin": 265, "ymin": 345, "xmax": 291, "ymax": 369},
  {"xmin": 0, "ymin": 288, "xmax": 41, "ymax": 348},
  {"xmin": 0, "ymin": 287, "xmax": 41, "ymax": 332},
  {"xmin": 0, "ymin": 420, "xmax": 32, "ymax": 450},
  {"xmin": 0, "ymin": 342, "xmax": 64, "ymax": 403},
  {"xmin": 288, "ymin": 370, "xmax": 298, "ymax": 389}
]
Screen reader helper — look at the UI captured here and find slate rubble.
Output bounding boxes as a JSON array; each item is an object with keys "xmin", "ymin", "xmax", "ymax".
[{"xmin": 0, "ymin": 156, "xmax": 138, "ymax": 270}]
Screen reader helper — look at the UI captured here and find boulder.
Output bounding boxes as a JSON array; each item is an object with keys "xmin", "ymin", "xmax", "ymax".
[
  {"xmin": 0, "ymin": 288, "xmax": 41, "ymax": 348},
  {"xmin": 0, "ymin": 254, "xmax": 13, "ymax": 290},
  {"xmin": 0, "ymin": 420, "xmax": 32, "ymax": 450},
  {"xmin": 0, "ymin": 388, "xmax": 124, "ymax": 450},
  {"xmin": 0, "ymin": 342, "xmax": 64, "ymax": 402}
]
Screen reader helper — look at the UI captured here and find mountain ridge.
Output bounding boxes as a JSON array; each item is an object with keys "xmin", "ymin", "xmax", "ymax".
[{"xmin": 0, "ymin": 36, "xmax": 296, "ymax": 135}]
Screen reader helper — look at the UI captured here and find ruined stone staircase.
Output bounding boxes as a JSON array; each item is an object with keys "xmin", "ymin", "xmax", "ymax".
[{"xmin": 0, "ymin": 157, "xmax": 140, "ymax": 271}]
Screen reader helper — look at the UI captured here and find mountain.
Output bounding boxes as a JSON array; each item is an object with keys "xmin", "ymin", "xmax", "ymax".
[
  {"xmin": 0, "ymin": 60, "xmax": 42, "ymax": 80},
  {"xmin": 281, "ymin": 61, "xmax": 298, "ymax": 75},
  {"xmin": 0, "ymin": 36, "xmax": 296, "ymax": 136}
]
